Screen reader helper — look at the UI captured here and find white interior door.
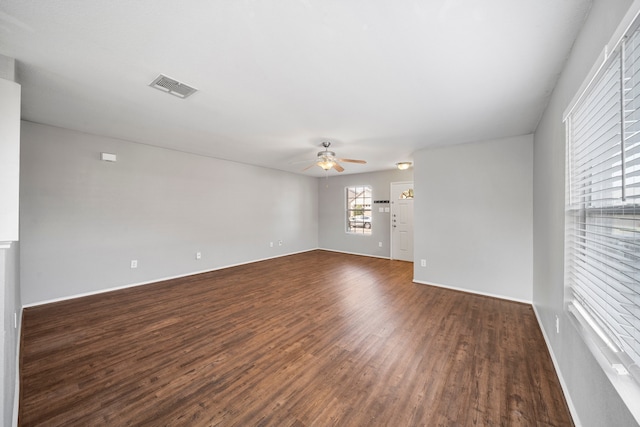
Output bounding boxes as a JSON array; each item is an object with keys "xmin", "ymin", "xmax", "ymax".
[{"xmin": 390, "ymin": 182, "xmax": 414, "ymax": 262}]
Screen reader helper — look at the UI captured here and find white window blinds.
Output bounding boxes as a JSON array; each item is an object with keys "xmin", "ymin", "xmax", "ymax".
[{"xmin": 565, "ymin": 22, "xmax": 640, "ymax": 382}]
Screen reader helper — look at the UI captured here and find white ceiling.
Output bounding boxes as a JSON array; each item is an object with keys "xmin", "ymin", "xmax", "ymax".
[{"xmin": 0, "ymin": 0, "xmax": 591, "ymax": 176}]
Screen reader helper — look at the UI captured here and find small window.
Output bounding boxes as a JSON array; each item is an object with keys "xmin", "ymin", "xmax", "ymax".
[
  {"xmin": 346, "ymin": 186, "xmax": 372, "ymax": 234},
  {"xmin": 400, "ymin": 188, "xmax": 414, "ymax": 199}
]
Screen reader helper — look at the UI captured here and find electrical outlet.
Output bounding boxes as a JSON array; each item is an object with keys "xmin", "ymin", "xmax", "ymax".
[
  {"xmin": 420, "ymin": 259, "xmax": 426, "ymax": 267},
  {"xmin": 196, "ymin": 252, "xmax": 202, "ymax": 260},
  {"xmin": 378, "ymin": 242, "xmax": 382, "ymax": 247},
  {"xmin": 278, "ymin": 240, "xmax": 283, "ymax": 246},
  {"xmin": 270, "ymin": 242, "xmax": 274, "ymax": 248},
  {"xmin": 130, "ymin": 259, "xmax": 138, "ymax": 269}
]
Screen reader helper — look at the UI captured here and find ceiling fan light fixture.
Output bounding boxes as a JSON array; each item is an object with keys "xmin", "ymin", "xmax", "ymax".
[
  {"xmin": 301, "ymin": 142, "xmax": 365, "ymax": 173},
  {"xmin": 318, "ymin": 158, "xmax": 335, "ymax": 170},
  {"xmin": 396, "ymin": 162, "xmax": 412, "ymax": 170}
]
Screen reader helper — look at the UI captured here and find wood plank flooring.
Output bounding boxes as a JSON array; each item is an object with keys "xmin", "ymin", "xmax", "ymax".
[{"xmin": 19, "ymin": 250, "xmax": 573, "ymax": 426}]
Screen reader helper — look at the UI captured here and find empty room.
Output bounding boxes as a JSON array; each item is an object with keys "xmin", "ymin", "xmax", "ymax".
[{"xmin": 1, "ymin": 0, "xmax": 639, "ymax": 426}]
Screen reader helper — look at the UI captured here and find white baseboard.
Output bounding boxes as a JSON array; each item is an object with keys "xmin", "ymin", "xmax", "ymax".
[
  {"xmin": 23, "ymin": 249, "xmax": 317, "ymax": 308},
  {"xmin": 12, "ymin": 306, "xmax": 22, "ymax": 427},
  {"xmin": 532, "ymin": 305, "xmax": 581, "ymax": 427},
  {"xmin": 317, "ymin": 247, "xmax": 391, "ymax": 260},
  {"xmin": 412, "ymin": 279, "xmax": 532, "ymax": 304}
]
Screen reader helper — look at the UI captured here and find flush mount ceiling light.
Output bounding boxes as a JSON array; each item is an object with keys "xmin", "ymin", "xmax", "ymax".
[
  {"xmin": 149, "ymin": 74, "xmax": 198, "ymax": 99},
  {"xmin": 396, "ymin": 162, "xmax": 412, "ymax": 170}
]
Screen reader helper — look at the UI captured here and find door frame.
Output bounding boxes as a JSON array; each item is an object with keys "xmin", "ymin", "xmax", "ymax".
[{"xmin": 390, "ymin": 181, "xmax": 414, "ymax": 261}]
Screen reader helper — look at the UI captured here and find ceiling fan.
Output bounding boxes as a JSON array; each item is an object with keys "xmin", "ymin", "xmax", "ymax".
[{"xmin": 303, "ymin": 142, "xmax": 366, "ymax": 173}]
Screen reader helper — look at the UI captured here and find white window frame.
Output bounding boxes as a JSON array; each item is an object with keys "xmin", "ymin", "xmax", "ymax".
[
  {"xmin": 345, "ymin": 185, "xmax": 372, "ymax": 235},
  {"xmin": 563, "ymin": 3, "xmax": 640, "ymax": 421}
]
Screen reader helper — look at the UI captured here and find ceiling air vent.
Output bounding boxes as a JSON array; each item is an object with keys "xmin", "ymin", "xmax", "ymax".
[{"xmin": 149, "ymin": 74, "xmax": 197, "ymax": 99}]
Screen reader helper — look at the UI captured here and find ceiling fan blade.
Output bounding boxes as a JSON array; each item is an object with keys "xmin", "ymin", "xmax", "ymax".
[
  {"xmin": 337, "ymin": 158, "xmax": 367, "ymax": 164},
  {"xmin": 332, "ymin": 162, "xmax": 345, "ymax": 172},
  {"xmin": 302, "ymin": 163, "xmax": 317, "ymax": 171}
]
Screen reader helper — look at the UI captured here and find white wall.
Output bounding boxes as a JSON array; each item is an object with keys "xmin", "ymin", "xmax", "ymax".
[
  {"xmin": 318, "ymin": 169, "xmax": 413, "ymax": 258},
  {"xmin": 413, "ymin": 135, "xmax": 533, "ymax": 302},
  {"xmin": 0, "ymin": 57, "xmax": 21, "ymax": 427},
  {"xmin": 1, "ymin": 243, "xmax": 19, "ymax": 427},
  {"xmin": 0, "ymin": 77, "xmax": 21, "ymax": 242},
  {"xmin": 20, "ymin": 122, "xmax": 319, "ymax": 305},
  {"xmin": 533, "ymin": 0, "xmax": 638, "ymax": 425}
]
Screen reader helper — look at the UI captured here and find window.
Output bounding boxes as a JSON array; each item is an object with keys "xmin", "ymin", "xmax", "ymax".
[
  {"xmin": 346, "ymin": 186, "xmax": 372, "ymax": 234},
  {"xmin": 564, "ymin": 20, "xmax": 640, "ymax": 389},
  {"xmin": 400, "ymin": 188, "xmax": 414, "ymax": 199}
]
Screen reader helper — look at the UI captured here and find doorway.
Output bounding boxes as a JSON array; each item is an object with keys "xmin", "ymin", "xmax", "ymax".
[{"xmin": 390, "ymin": 182, "xmax": 414, "ymax": 262}]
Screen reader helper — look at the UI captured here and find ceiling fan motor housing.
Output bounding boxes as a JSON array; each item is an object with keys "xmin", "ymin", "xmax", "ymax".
[{"xmin": 318, "ymin": 150, "xmax": 336, "ymax": 158}]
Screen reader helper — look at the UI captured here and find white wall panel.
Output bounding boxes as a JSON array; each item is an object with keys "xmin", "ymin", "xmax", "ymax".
[
  {"xmin": 19, "ymin": 122, "xmax": 318, "ymax": 305},
  {"xmin": 0, "ymin": 79, "xmax": 20, "ymax": 242},
  {"xmin": 413, "ymin": 135, "xmax": 533, "ymax": 302}
]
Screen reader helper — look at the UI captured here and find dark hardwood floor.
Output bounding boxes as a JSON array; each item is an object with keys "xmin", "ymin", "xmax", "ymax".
[{"xmin": 19, "ymin": 250, "xmax": 573, "ymax": 426}]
